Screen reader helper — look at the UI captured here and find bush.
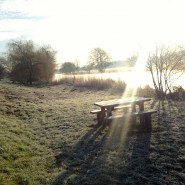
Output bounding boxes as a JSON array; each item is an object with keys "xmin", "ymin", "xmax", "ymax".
[
  {"xmin": 166, "ymin": 86, "xmax": 185, "ymax": 100},
  {"xmin": 8, "ymin": 40, "xmax": 56, "ymax": 85},
  {"xmin": 136, "ymin": 85, "xmax": 156, "ymax": 97}
]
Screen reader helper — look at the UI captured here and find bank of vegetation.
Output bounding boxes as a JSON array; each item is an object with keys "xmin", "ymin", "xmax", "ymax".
[{"xmin": 1, "ymin": 40, "xmax": 185, "ymax": 100}]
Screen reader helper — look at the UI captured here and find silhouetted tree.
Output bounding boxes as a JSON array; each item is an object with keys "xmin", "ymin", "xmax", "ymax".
[
  {"xmin": 88, "ymin": 47, "xmax": 110, "ymax": 72},
  {"xmin": 60, "ymin": 62, "xmax": 76, "ymax": 74},
  {"xmin": 146, "ymin": 45, "xmax": 185, "ymax": 99},
  {"xmin": 7, "ymin": 40, "xmax": 56, "ymax": 85}
]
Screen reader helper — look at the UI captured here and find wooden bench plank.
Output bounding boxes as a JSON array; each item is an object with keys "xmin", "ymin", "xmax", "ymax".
[
  {"xmin": 104, "ymin": 109, "xmax": 157, "ymax": 132},
  {"xmin": 132, "ymin": 109, "xmax": 157, "ymax": 116},
  {"xmin": 90, "ymin": 105, "xmax": 130, "ymax": 115},
  {"xmin": 114, "ymin": 105, "xmax": 130, "ymax": 110},
  {"xmin": 105, "ymin": 114, "xmax": 125, "ymax": 121},
  {"xmin": 105, "ymin": 109, "xmax": 157, "ymax": 120},
  {"xmin": 90, "ymin": 109, "xmax": 102, "ymax": 114},
  {"xmin": 90, "ymin": 110, "xmax": 102, "ymax": 124}
]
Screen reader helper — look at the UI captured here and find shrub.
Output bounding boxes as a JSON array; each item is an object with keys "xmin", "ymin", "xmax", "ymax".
[
  {"xmin": 166, "ymin": 86, "xmax": 185, "ymax": 100},
  {"xmin": 136, "ymin": 85, "xmax": 156, "ymax": 97},
  {"xmin": 8, "ymin": 40, "xmax": 56, "ymax": 85}
]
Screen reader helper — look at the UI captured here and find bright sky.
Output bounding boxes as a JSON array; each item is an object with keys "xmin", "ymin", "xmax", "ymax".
[{"xmin": 1, "ymin": 0, "xmax": 185, "ymax": 65}]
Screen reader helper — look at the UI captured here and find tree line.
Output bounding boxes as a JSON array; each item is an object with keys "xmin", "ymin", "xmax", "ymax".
[
  {"xmin": 60, "ymin": 48, "xmax": 138, "ymax": 74},
  {"xmin": 0, "ymin": 40, "xmax": 137, "ymax": 84},
  {"xmin": 0, "ymin": 39, "xmax": 185, "ymax": 99}
]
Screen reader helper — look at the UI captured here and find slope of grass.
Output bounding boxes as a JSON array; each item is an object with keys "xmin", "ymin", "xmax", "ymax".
[
  {"xmin": 0, "ymin": 114, "xmax": 54, "ymax": 185},
  {"xmin": 0, "ymin": 82, "xmax": 184, "ymax": 185}
]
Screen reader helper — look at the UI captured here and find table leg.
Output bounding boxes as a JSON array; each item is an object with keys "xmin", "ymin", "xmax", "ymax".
[
  {"xmin": 139, "ymin": 101, "xmax": 145, "ymax": 124},
  {"xmin": 139, "ymin": 114, "xmax": 152, "ymax": 132},
  {"xmin": 107, "ymin": 107, "xmax": 113, "ymax": 117},
  {"xmin": 131, "ymin": 103, "xmax": 136, "ymax": 124},
  {"xmin": 139, "ymin": 101, "xmax": 144, "ymax": 111},
  {"xmin": 97, "ymin": 107, "xmax": 106, "ymax": 124},
  {"xmin": 145, "ymin": 114, "xmax": 152, "ymax": 132},
  {"xmin": 131, "ymin": 103, "xmax": 136, "ymax": 112}
]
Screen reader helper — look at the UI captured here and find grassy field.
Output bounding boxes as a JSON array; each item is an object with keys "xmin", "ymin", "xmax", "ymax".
[{"xmin": 0, "ymin": 82, "xmax": 184, "ymax": 185}]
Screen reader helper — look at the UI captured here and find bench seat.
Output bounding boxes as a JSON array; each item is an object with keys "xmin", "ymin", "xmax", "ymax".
[
  {"xmin": 105, "ymin": 109, "xmax": 157, "ymax": 119},
  {"xmin": 114, "ymin": 105, "xmax": 130, "ymax": 111},
  {"xmin": 90, "ymin": 105, "xmax": 130, "ymax": 115},
  {"xmin": 105, "ymin": 109, "xmax": 157, "ymax": 132},
  {"xmin": 90, "ymin": 109, "xmax": 102, "ymax": 114}
]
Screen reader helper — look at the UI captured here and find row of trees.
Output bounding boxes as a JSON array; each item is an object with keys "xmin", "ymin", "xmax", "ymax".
[
  {"xmin": 60, "ymin": 48, "xmax": 138, "ymax": 74},
  {"xmin": 59, "ymin": 45, "xmax": 185, "ymax": 100},
  {"xmin": 0, "ymin": 40, "xmax": 184, "ymax": 100},
  {"xmin": 59, "ymin": 45, "xmax": 185, "ymax": 99},
  {"xmin": 0, "ymin": 41, "xmax": 114, "ymax": 84},
  {"xmin": 60, "ymin": 47, "xmax": 111, "ymax": 74},
  {"xmin": 0, "ymin": 41, "xmax": 139, "ymax": 80}
]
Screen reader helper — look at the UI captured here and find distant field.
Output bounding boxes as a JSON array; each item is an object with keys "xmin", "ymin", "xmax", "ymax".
[{"xmin": 0, "ymin": 82, "xmax": 184, "ymax": 185}]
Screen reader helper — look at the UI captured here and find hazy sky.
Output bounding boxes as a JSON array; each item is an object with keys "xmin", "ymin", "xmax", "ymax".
[{"xmin": 1, "ymin": 0, "xmax": 185, "ymax": 64}]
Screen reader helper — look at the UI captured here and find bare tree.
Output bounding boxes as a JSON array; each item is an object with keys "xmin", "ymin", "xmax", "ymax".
[
  {"xmin": 88, "ymin": 47, "xmax": 110, "ymax": 72},
  {"xmin": 146, "ymin": 45, "xmax": 185, "ymax": 99},
  {"xmin": 7, "ymin": 40, "xmax": 56, "ymax": 85}
]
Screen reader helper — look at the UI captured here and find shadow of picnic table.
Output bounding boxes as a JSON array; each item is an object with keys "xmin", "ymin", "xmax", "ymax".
[
  {"xmin": 52, "ymin": 124, "xmax": 109, "ymax": 185},
  {"xmin": 51, "ymin": 116, "xmax": 158, "ymax": 185},
  {"xmin": 52, "ymin": 99, "xmax": 185, "ymax": 185}
]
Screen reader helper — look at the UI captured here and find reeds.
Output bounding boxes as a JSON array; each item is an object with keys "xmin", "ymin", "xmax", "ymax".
[{"xmin": 52, "ymin": 76, "xmax": 127, "ymax": 91}]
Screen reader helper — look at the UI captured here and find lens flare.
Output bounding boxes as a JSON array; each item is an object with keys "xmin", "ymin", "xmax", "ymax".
[{"xmin": 106, "ymin": 50, "xmax": 149, "ymax": 147}]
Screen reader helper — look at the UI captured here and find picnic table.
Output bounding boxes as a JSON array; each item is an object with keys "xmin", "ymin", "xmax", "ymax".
[{"xmin": 91, "ymin": 96, "xmax": 157, "ymax": 132}]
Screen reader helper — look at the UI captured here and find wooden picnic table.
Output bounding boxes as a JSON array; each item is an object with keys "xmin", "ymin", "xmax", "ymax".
[
  {"xmin": 91, "ymin": 97, "xmax": 157, "ymax": 132},
  {"xmin": 95, "ymin": 96, "xmax": 151, "ymax": 117}
]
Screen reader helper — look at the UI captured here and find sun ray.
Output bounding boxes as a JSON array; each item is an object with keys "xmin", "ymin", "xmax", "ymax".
[{"xmin": 106, "ymin": 49, "xmax": 150, "ymax": 149}]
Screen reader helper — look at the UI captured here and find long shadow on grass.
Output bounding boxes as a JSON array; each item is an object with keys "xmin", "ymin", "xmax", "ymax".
[
  {"xmin": 52, "ymin": 118, "xmax": 157, "ymax": 185},
  {"xmin": 53, "ymin": 99, "xmax": 183, "ymax": 184},
  {"xmin": 147, "ymin": 99, "xmax": 185, "ymax": 184},
  {"xmin": 52, "ymin": 124, "xmax": 110, "ymax": 185},
  {"xmin": 119, "ymin": 132, "xmax": 156, "ymax": 184}
]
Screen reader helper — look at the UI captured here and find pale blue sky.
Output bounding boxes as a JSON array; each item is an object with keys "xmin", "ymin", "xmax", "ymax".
[{"xmin": 1, "ymin": 0, "xmax": 185, "ymax": 65}]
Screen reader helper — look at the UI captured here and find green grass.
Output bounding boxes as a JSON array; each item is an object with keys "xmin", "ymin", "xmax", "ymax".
[
  {"xmin": 0, "ymin": 114, "xmax": 54, "ymax": 185},
  {"xmin": 0, "ymin": 82, "xmax": 184, "ymax": 185}
]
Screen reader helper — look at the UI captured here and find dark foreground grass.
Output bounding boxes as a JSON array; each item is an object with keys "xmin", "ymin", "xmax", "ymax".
[{"xmin": 0, "ymin": 82, "xmax": 184, "ymax": 185}]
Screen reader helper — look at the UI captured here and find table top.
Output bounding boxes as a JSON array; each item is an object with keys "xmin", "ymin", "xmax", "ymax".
[{"xmin": 94, "ymin": 96, "xmax": 151, "ymax": 108}]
